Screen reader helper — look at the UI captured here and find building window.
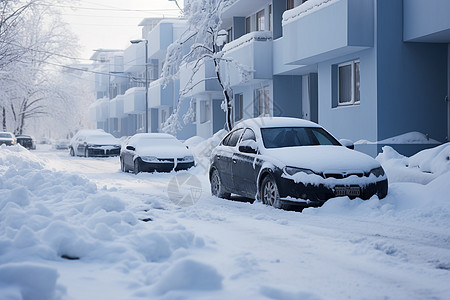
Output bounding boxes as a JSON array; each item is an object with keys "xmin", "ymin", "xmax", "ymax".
[
  {"xmin": 245, "ymin": 17, "xmax": 251, "ymax": 34},
  {"xmin": 235, "ymin": 93, "xmax": 243, "ymax": 122},
  {"xmin": 256, "ymin": 9, "xmax": 265, "ymax": 31},
  {"xmin": 200, "ymin": 100, "xmax": 211, "ymax": 123},
  {"xmin": 337, "ymin": 60, "xmax": 360, "ymax": 106},
  {"xmin": 269, "ymin": 5, "xmax": 272, "ymax": 32},
  {"xmin": 255, "ymin": 87, "xmax": 271, "ymax": 117},
  {"xmin": 227, "ymin": 28, "xmax": 233, "ymax": 43},
  {"xmin": 287, "ymin": 0, "xmax": 294, "ymax": 10}
]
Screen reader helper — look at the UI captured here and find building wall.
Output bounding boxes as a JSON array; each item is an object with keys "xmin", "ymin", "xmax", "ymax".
[{"xmin": 377, "ymin": 0, "xmax": 448, "ymax": 143}]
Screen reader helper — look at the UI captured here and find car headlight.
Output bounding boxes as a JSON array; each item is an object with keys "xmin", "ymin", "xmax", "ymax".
[
  {"xmin": 140, "ymin": 156, "xmax": 158, "ymax": 162},
  {"xmin": 368, "ymin": 166, "xmax": 385, "ymax": 177},
  {"xmin": 181, "ymin": 155, "xmax": 194, "ymax": 162},
  {"xmin": 283, "ymin": 166, "xmax": 316, "ymax": 176}
]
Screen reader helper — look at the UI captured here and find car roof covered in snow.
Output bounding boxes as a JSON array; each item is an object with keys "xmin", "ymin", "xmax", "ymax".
[{"xmin": 234, "ymin": 117, "xmax": 322, "ymax": 130}]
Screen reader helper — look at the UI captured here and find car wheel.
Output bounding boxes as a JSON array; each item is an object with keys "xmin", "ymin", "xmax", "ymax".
[
  {"xmin": 133, "ymin": 159, "xmax": 141, "ymax": 174},
  {"xmin": 261, "ymin": 175, "xmax": 281, "ymax": 208},
  {"xmin": 69, "ymin": 147, "xmax": 74, "ymax": 156},
  {"xmin": 120, "ymin": 158, "xmax": 126, "ymax": 172},
  {"xmin": 210, "ymin": 169, "xmax": 230, "ymax": 199}
]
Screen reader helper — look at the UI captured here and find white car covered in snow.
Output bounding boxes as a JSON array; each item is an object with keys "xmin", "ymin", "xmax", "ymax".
[
  {"xmin": 120, "ymin": 133, "xmax": 195, "ymax": 174},
  {"xmin": 209, "ymin": 117, "xmax": 388, "ymax": 210},
  {"xmin": 69, "ymin": 129, "xmax": 121, "ymax": 157}
]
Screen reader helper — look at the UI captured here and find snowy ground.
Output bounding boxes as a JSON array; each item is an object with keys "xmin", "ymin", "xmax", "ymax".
[{"xmin": 1, "ymin": 142, "xmax": 450, "ymax": 300}]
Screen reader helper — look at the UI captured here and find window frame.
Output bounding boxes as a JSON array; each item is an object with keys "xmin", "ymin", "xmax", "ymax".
[
  {"xmin": 337, "ymin": 60, "xmax": 360, "ymax": 106},
  {"xmin": 256, "ymin": 9, "xmax": 265, "ymax": 31}
]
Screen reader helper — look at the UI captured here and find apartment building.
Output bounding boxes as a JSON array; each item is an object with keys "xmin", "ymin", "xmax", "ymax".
[{"xmin": 188, "ymin": 0, "xmax": 449, "ymax": 156}]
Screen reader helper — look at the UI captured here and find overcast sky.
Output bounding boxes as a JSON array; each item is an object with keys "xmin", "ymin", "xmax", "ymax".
[{"xmin": 61, "ymin": 0, "xmax": 182, "ymax": 61}]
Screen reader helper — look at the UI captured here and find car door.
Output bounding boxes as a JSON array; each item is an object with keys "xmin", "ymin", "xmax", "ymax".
[
  {"xmin": 122, "ymin": 138, "xmax": 135, "ymax": 169},
  {"xmin": 213, "ymin": 128, "xmax": 243, "ymax": 191},
  {"xmin": 232, "ymin": 128, "xmax": 261, "ymax": 198}
]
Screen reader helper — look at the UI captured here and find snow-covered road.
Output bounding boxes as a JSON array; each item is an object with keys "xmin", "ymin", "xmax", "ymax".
[{"xmin": 1, "ymin": 144, "xmax": 450, "ymax": 300}]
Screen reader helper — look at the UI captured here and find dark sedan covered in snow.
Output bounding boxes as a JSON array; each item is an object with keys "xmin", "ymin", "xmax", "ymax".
[
  {"xmin": 16, "ymin": 135, "xmax": 36, "ymax": 150},
  {"xmin": 120, "ymin": 133, "xmax": 195, "ymax": 174},
  {"xmin": 69, "ymin": 130, "xmax": 120, "ymax": 157},
  {"xmin": 209, "ymin": 117, "xmax": 388, "ymax": 210}
]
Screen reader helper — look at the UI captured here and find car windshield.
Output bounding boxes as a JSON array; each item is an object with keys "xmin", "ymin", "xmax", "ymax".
[
  {"xmin": 0, "ymin": 133, "xmax": 12, "ymax": 138},
  {"xmin": 261, "ymin": 127, "xmax": 341, "ymax": 149}
]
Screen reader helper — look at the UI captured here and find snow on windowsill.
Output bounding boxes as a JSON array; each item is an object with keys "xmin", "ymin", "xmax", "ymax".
[
  {"xmin": 222, "ymin": 31, "xmax": 272, "ymax": 53},
  {"xmin": 282, "ymin": 0, "xmax": 339, "ymax": 26}
]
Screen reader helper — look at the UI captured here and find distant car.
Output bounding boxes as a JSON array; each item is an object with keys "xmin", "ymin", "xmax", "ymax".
[
  {"xmin": 209, "ymin": 117, "xmax": 388, "ymax": 210},
  {"xmin": 54, "ymin": 139, "xmax": 70, "ymax": 150},
  {"xmin": 69, "ymin": 129, "xmax": 120, "ymax": 157},
  {"xmin": 16, "ymin": 135, "xmax": 36, "ymax": 150},
  {"xmin": 0, "ymin": 132, "xmax": 16, "ymax": 146},
  {"xmin": 120, "ymin": 133, "xmax": 195, "ymax": 174}
]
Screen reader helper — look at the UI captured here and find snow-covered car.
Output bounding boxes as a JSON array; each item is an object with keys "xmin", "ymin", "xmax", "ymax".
[
  {"xmin": 209, "ymin": 117, "xmax": 388, "ymax": 210},
  {"xmin": 0, "ymin": 132, "xmax": 16, "ymax": 146},
  {"xmin": 54, "ymin": 139, "xmax": 70, "ymax": 150},
  {"xmin": 69, "ymin": 130, "xmax": 120, "ymax": 157},
  {"xmin": 120, "ymin": 133, "xmax": 195, "ymax": 174},
  {"xmin": 16, "ymin": 135, "xmax": 36, "ymax": 150}
]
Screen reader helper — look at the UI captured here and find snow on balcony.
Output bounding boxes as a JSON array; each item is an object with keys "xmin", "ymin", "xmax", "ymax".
[
  {"xmin": 123, "ymin": 87, "xmax": 146, "ymax": 114},
  {"xmin": 109, "ymin": 95, "xmax": 125, "ymax": 118},
  {"xmin": 283, "ymin": 0, "xmax": 339, "ymax": 26},
  {"xmin": 148, "ymin": 78, "xmax": 174, "ymax": 108}
]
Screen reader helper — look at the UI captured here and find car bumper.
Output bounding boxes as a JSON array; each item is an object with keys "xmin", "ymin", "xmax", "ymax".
[
  {"xmin": 139, "ymin": 160, "xmax": 195, "ymax": 173},
  {"xmin": 277, "ymin": 177, "xmax": 388, "ymax": 208},
  {"xmin": 87, "ymin": 147, "xmax": 120, "ymax": 157}
]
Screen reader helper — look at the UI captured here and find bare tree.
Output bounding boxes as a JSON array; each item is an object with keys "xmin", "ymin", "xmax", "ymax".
[{"xmin": 161, "ymin": 0, "xmax": 252, "ymax": 134}]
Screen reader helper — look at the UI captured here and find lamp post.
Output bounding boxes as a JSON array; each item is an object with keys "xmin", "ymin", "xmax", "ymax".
[{"xmin": 130, "ymin": 39, "xmax": 149, "ymax": 133}]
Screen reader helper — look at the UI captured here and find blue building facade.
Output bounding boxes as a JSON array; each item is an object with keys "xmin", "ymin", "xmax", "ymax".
[{"xmin": 207, "ymin": 0, "xmax": 450, "ymax": 156}]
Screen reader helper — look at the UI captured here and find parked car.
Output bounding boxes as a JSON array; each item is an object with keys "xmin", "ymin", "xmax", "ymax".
[
  {"xmin": 54, "ymin": 139, "xmax": 70, "ymax": 150},
  {"xmin": 209, "ymin": 117, "xmax": 388, "ymax": 210},
  {"xmin": 69, "ymin": 130, "xmax": 120, "ymax": 157},
  {"xmin": 16, "ymin": 135, "xmax": 36, "ymax": 150},
  {"xmin": 120, "ymin": 133, "xmax": 195, "ymax": 174},
  {"xmin": 0, "ymin": 132, "xmax": 16, "ymax": 146}
]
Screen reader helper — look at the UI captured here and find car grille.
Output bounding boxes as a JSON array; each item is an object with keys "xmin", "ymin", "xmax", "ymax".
[
  {"xmin": 89, "ymin": 148, "xmax": 120, "ymax": 156},
  {"xmin": 323, "ymin": 172, "xmax": 364, "ymax": 179}
]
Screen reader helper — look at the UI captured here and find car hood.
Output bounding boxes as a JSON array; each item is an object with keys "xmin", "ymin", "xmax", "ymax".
[
  {"xmin": 264, "ymin": 145, "xmax": 380, "ymax": 172},
  {"xmin": 136, "ymin": 146, "xmax": 192, "ymax": 158}
]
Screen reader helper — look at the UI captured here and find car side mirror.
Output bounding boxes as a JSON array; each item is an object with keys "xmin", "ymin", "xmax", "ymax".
[
  {"xmin": 238, "ymin": 140, "xmax": 258, "ymax": 154},
  {"xmin": 339, "ymin": 139, "xmax": 354, "ymax": 150},
  {"xmin": 126, "ymin": 145, "xmax": 136, "ymax": 151}
]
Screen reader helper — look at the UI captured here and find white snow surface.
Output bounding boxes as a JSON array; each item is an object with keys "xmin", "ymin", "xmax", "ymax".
[
  {"xmin": 0, "ymin": 142, "xmax": 450, "ymax": 299},
  {"xmin": 282, "ymin": 0, "xmax": 339, "ymax": 26}
]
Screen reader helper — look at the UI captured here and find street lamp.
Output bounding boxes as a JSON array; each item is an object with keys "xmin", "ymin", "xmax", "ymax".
[{"xmin": 130, "ymin": 39, "xmax": 149, "ymax": 133}]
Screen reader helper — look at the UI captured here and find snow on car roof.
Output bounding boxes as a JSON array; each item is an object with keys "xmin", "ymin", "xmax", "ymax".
[{"xmin": 235, "ymin": 117, "xmax": 322, "ymax": 130}]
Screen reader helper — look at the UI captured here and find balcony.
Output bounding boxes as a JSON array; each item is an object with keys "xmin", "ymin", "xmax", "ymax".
[
  {"xmin": 281, "ymin": 0, "xmax": 374, "ymax": 65},
  {"xmin": 147, "ymin": 20, "xmax": 186, "ymax": 60},
  {"xmin": 123, "ymin": 43, "xmax": 146, "ymax": 73},
  {"xmin": 89, "ymin": 99, "xmax": 110, "ymax": 122},
  {"xmin": 179, "ymin": 60, "xmax": 222, "ymax": 98},
  {"xmin": 222, "ymin": 31, "xmax": 273, "ymax": 86},
  {"xmin": 109, "ymin": 95, "xmax": 125, "ymax": 118},
  {"xmin": 148, "ymin": 78, "xmax": 176, "ymax": 108},
  {"xmin": 123, "ymin": 87, "xmax": 146, "ymax": 114},
  {"xmin": 404, "ymin": 0, "xmax": 450, "ymax": 42}
]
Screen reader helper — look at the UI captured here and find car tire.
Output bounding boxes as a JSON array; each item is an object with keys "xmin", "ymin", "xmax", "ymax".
[
  {"xmin": 133, "ymin": 159, "xmax": 140, "ymax": 175},
  {"xmin": 120, "ymin": 158, "xmax": 126, "ymax": 172},
  {"xmin": 261, "ymin": 175, "xmax": 281, "ymax": 208},
  {"xmin": 210, "ymin": 169, "xmax": 231, "ymax": 199},
  {"xmin": 69, "ymin": 147, "xmax": 74, "ymax": 156}
]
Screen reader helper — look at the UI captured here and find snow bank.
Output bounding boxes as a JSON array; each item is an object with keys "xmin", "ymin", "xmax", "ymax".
[
  {"xmin": 187, "ymin": 130, "xmax": 227, "ymax": 171},
  {"xmin": 0, "ymin": 263, "xmax": 64, "ymax": 300},
  {"xmin": 0, "ymin": 145, "xmax": 212, "ymax": 299},
  {"xmin": 356, "ymin": 131, "xmax": 440, "ymax": 145},
  {"xmin": 376, "ymin": 144, "xmax": 450, "ymax": 184}
]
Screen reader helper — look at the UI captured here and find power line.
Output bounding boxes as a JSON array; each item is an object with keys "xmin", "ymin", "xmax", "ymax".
[{"xmin": 37, "ymin": 3, "xmax": 179, "ymax": 13}]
